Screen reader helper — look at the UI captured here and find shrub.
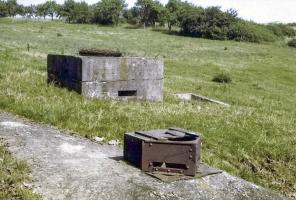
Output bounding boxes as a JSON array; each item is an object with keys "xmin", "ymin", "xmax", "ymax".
[
  {"xmin": 266, "ymin": 24, "xmax": 296, "ymax": 38},
  {"xmin": 228, "ymin": 21, "xmax": 277, "ymax": 43},
  {"xmin": 288, "ymin": 22, "xmax": 296, "ymax": 26},
  {"xmin": 93, "ymin": 0, "xmax": 126, "ymax": 25},
  {"xmin": 181, "ymin": 7, "xmax": 237, "ymax": 40},
  {"xmin": 57, "ymin": 33, "xmax": 63, "ymax": 37},
  {"xmin": 212, "ymin": 73, "xmax": 232, "ymax": 83},
  {"xmin": 180, "ymin": 7, "xmax": 277, "ymax": 43},
  {"xmin": 287, "ymin": 39, "xmax": 296, "ymax": 48}
]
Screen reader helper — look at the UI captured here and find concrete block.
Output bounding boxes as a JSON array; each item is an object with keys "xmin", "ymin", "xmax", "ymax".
[
  {"xmin": 47, "ymin": 54, "xmax": 164, "ymax": 102},
  {"xmin": 80, "ymin": 57, "xmax": 164, "ymax": 82}
]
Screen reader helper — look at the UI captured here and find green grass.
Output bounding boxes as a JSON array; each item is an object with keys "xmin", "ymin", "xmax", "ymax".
[
  {"xmin": 0, "ymin": 145, "xmax": 40, "ymax": 200},
  {"xmin": 0, "ymin": 18, "xmax": 295, "ymax": 197}
]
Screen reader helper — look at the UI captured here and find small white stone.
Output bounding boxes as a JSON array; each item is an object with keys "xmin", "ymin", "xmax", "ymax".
[
  {"xmin": 108, "ymin": 139, "xmax": 120, "ymax": 145},
  {"xmin": 22, "ymin": 182, "xmax": 32, "ymax": 188},
  {"xmin": 94, "ymin": 136, "xmax": 105, "ymax": 142}
]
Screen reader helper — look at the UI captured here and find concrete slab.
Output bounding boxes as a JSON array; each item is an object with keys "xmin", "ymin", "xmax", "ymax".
[
  {"xmin": 0, "ymin": 112, "xmax": 285, "ymax": 200},
  {"xmin": 175, "ymin": 93, "xmax": 231, "ymax": 107}
]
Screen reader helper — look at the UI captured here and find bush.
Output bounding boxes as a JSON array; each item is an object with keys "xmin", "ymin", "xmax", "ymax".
[
  {"xmin": 93, "ymin": 0, "xmax": 126, "ymax": 25},
  {"xmin": 180, "ymin": 7, "xmax": 277, "ymax": 43},
  {"xmin": 228, "ymin": 21, "xmax": 277, "ymax": 43},
  {"xmin": 287, "ymin": 39, "xmax": 296, "ymax": 48},
  {"xmin": 288, "ymin": 22, "xmax": 296, "ymax": 26},
  {"xmin": 266, "ymin": 24, "xmax": 296, "ymax": 38},
  {"xmin": 181, "ymin": 7, "xmax": 237, "ymax": 40},
  {"xmin": 212, "ymin": 73, "xmax": 232, "ymax": 83}
]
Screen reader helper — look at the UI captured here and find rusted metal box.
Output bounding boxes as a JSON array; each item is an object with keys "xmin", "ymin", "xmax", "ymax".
[{"xmin": 124, "ymin": 128, "xmax": 201, "ymax": 176}]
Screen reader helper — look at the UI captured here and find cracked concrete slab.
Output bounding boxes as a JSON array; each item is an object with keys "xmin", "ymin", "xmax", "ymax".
[{"xmin": 0, "ymin": 112, "xmax": 286, "ymax": 200}]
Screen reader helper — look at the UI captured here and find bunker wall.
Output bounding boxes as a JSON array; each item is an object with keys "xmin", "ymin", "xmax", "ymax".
[{"xmin": 47, "ymin": 54, "xmax": 164, "ymax": 102}]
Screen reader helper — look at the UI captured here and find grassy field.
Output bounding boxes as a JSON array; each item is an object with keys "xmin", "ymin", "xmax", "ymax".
[
  {"xmin": 0, "ymin": 18, "xmax": 295, "ymax": 197},
  {"xmin": 0, "ymin": 144, "xmax": 40, "ymax": 199}
]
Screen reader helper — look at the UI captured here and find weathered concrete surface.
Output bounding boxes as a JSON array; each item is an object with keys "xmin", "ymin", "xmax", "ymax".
[
  {"xmin": 175, "ymin": 93, "xmax": 231, "ymax": 107},
  {"xmin": 47, "ymin": 55, "xmax": 164, "ymax": 102},
  {"xmin": 80, "ymin": 57, "xmax": 164, "ymax": 81},
  {"xmin": 82, "ymin": 80, "xmax": 163, "ymax": 101},
  {"xmin": 0, "ymin": 112, "xmax": 285, "ymax": 200}
]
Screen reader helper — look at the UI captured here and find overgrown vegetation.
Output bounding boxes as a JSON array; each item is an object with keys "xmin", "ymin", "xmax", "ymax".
[
  {"xmin": 0, "ymin": 19, "xmax": 295, "ymax": 197},
  {"xmin": 0, "ymin": 144, "xmax": 40, "ymax": 199},
  {"xmin": 0, "ymin": 0, "xmax": 295, "ymax": 43},
  {"xmin": 287, "ymin": 39, "xmax": 296, "ymax": 48},
  {"xmin": 212, "ymin": 73, "xmax": 232, "ymax": 84},
  {"xmin": 228, "ymin": 20, "xmax": 278, "ymax": 43},
  {"xmin": 266, "ymin": 23, "xmax": 296, "ymax": 38}
]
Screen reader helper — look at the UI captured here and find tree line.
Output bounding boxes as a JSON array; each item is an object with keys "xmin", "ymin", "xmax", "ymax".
[{"xmin": 0, "ymin": 0, "xmax": 295, "ymax": 43}]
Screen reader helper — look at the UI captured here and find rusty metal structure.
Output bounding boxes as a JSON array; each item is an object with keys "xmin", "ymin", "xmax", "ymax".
[{"xmin": 124, "ymin": 128, "xmax": 201, "ymax": 176}]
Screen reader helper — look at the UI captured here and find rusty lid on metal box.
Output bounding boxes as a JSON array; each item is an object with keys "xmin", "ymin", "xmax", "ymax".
[{"xmin": 133, "ymin": 128, "xmax": 200, "ymax": 142}]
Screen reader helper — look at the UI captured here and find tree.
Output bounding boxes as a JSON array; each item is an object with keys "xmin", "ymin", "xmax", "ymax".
[
  {"xmin": 44, "ymin": 1, "xmax": 59, "ymax": 21},
  {"xmin": 36, "ymin": 3, "xmax": 48, "ymax": 19},
  {"xmin": 6, "ymin": 0, "xmax": 18, "ymax": 17},
  {"xmin": 165, "ymin": 0, "xmax": 182, "ymax": 31},
  {"xmin": 93, "ymin": 0, "xmax": 126, "ymax": 25},
  {"xmin": 134, "ymin": 0, "xmax": 164, "ymax": 28},
  {"xmin": 0, "ymin": 0, "xmax": 8, "ymax": 17},
  {"xmin": 123, "ymin": 7, "xmax": 141, "ymax": 25},
  {"xmin": 59, "ymin": 0, "xmax": 92, "ymax": 23},
  {"xmin": 23, "ymin": 5, "xmax": 36, "ymax": 18},
  {"xmin": 72, "ymin": 1, "xmax": 91, "ymax": 23},
  {"xmin": 60, "ymin": 0, "xmax": 75, "ymax": 23}
]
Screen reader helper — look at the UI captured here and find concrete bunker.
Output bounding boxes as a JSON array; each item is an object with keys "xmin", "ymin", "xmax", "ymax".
[{"xmin": 47, "ymin": 52, "xmax": 164, "ymax": 102}]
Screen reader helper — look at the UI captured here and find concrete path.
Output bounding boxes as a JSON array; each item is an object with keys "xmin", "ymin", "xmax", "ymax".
[{"xmin": 0, "ymin": 112, "xmax": 285, "ymax": 200}]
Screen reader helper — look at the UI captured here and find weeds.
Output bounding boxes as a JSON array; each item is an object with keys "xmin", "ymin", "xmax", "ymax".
[
  {"xmin": 0, "ymin": 145, "xmax": 40, "ymax": 200},
  {"xmin": 287, "ymin": 39, "xmax": 296, "ymax": 48},
  {"xmin": 212, "ymin": 73, "xmax": 232, "ymax": 83}
]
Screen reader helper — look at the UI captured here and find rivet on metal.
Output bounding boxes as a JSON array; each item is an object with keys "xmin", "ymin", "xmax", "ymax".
[{"xmin": 149, "ymin": 143, "xmax": 153, "ymax": 147}]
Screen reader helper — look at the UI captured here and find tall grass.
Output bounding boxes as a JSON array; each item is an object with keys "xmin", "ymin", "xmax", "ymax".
[{"xmin": 0, "ymin": 145, "xmax": 40, "ymax": 200}]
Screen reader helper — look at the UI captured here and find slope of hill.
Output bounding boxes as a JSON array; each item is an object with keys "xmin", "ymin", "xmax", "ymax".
[{"xmin": 0, "ymin": 18, "xmax": 295, "ymax": 197}]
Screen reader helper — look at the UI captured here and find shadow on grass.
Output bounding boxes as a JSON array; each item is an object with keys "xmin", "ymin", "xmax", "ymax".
[
  {"xmin": 151, "ymin": 28, "xmax": 181, "ymax": 36},
  {"xmin": 124, "ymin": 25, "xmax": 144, "ymax": 29}
]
